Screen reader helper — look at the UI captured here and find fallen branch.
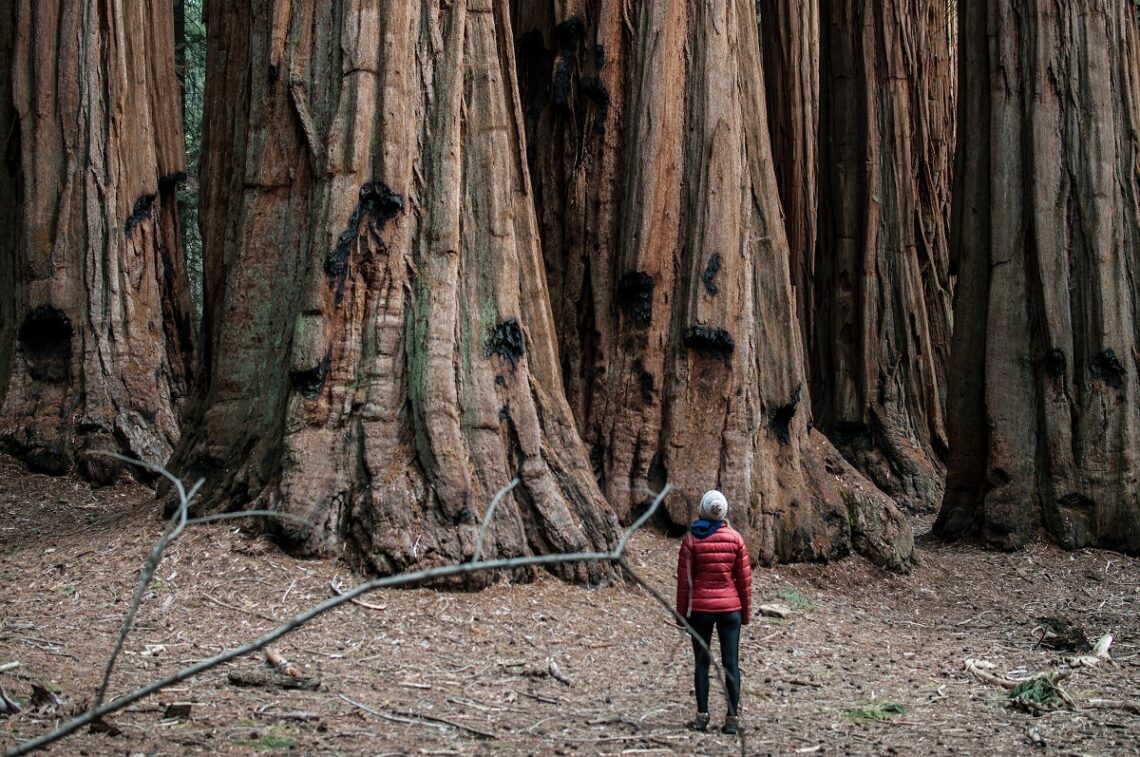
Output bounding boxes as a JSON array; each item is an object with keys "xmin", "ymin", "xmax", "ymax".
[
  {"xmin": 330, "ymin": 579, "xmax": 388, "ymax": 611},
  {"xmin": 2, "ymin": 483, "xmax": 672, "ymax": 757}
]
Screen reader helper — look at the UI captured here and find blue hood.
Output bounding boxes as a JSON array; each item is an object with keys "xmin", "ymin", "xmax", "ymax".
[{"xmin": 690, "ymin": 518, "xmax": 724, "ymax": 539}]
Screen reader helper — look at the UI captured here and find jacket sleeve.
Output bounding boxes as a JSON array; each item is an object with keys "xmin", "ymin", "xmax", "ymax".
[
  {"xmin": 676, "ymin": 535, "xmax": 692, "ymax": 619},
  {"xmin": 734, "ymin": 535, "xmax": 752, "ymax": 624}
]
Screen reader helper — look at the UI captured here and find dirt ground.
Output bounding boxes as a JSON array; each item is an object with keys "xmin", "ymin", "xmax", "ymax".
[{"xmin": 1, "ymin": 455, "xmax": 1137, "ymax": 756}]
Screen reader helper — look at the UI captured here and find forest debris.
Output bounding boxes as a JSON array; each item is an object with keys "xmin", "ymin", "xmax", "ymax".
[
  {"xmin": 29, "ymin": 683, "xmax": 65, "ymax": 713},
  {"xmin": 965, "ymin": 659, "xmax": 1019, "ymax": 689},
  {"xmin": 1086, "ymin": 698, "xmax": 1140, "ymax": 715},
  {"xmin": 1025, "ymin": 723, "xmax": 1046, "ymax": 748},
  {"xmin": 1032, "ymin": 616, "xmax": 1090, "ymax": 652},
  {"xmin": 162, "ymin": 702, "xmax": 193, "ymax": 721},
  {"xmin": 88, "ymin": 716, "xmax": 123, "ymax": 736},
  {"xmin": 1007, "ymin": 672, "xmax": 1074, "ymax": 713},
  {"xmin": 228, "ymin": 669, "xmax": 320, "ymax": 691},
  {"xmin": 0, "ymin": 662, "xmax": 20, "ymax": 674},
  {"xmin": 338, "ymin": 694, "xmax": 496, "ymax": 739},
  {"xmin": 547, "ymin": 657, "xmax": 573, "ymax": 686},
  {"xmin": 1065, "ymin": 633, "xmax": 1113, "ymax": 667},
  {"xmin": 0, "ymin": 682, "xmax": 21, "ymax": 716},
  {"xmin": 253, "ymin": 709, "xmax": 321, "ymax": 723},
  {"xmin": 330, "ymin": 579, "xmax": 388, "ymax": 611},
  {"xmin": 759, "ymin": 603, "xmax": 792, "ymax": 619},
  {"xmin": 265, "ymin": 648, "xmax": 300, "ymax": 677},
  {"xmin": 843, "ymin": 701, "xmax": 906, "ymax": 721}
]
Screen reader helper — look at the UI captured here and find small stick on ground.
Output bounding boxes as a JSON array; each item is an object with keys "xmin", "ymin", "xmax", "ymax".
[{"xmin": 330, "ymin": 579, "xmax": 388, "ymax": 611}]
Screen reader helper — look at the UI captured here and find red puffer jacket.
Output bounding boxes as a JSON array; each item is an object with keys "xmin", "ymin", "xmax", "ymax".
[{"xmin": 676, "ymin": 524, "xmax": 752, "ymax": 623}]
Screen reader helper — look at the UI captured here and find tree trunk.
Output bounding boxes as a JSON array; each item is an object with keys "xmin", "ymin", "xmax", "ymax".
[
  {"xmin": 511, "ymin": 0, "xmax": 914, "ymax": 570},
  {"xmin": 757, "ymin": 0, "xmax": 820, "ymax": 377},
  {"xmin": 0, "ymin": 1, "xmax": 193, "ymax": 482},
  {"xmin": 812, "ymin": 0, "xmax": 955, "ymax": 513},
  {"xmin": 170, "ymin": 0, "xmax": 619, "ymax": 584},
  {"xmin": 935, "ymin": 0, "xmax": 1140, "ymax": 553}
]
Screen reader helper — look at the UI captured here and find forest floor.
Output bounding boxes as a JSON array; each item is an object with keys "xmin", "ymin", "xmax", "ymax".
[{"xmin": 0, "ymin": 454, "xmax": 1138, "ymax": 756}]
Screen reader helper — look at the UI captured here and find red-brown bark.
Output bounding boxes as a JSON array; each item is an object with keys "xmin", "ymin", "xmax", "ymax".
[
  {"xmin": 512, "ymin": 0, "xmax": 914, "ymax": 570},
  {"xmin": 170, "ymin": 0, "xmax": 618, "ymax": 583},
  {"xmin": 0, "ymin": 1, "xmax": 193, "ymax": 482},
  {"xmin": 936, "ymin": 0, "xmax": 1140, "ymax": 553},
  {"xmin": 812, "ymin": 0, "xmax": 956, "ymax": 512}
]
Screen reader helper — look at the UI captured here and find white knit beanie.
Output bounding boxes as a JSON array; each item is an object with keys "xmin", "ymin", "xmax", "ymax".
[{"xmin": 698, "ymin": 490, "xmax": 728, "ymax": 521}]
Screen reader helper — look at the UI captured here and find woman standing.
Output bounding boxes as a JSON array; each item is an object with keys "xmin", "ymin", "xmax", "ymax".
[{"xmin": 675, "ymin": 490, "xmax": 752, "ymax": 734}]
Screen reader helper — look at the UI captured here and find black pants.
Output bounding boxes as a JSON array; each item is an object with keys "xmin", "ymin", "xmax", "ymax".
[{"xmin": 689, "ymin": 611, "xmax": 741, "ymax": 715}]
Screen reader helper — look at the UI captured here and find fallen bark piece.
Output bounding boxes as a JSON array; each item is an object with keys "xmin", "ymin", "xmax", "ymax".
[
  {"xmin": 547, "ymin": 657, "xmax": 573, "ymax": 686},
  {"xmin": 162, "ymin": 702, "xmax": 192, "ymax": 720},
  {"xmin": 1093, "ymin": 633, "xmax": 1113, "ymax": 660},
  {"xmin": 88, "ymin": 716, "xmax": 122, "ymax": 736},
  {"xmin": 265, "ymin": 649, "xmax": 300, "ymax": 677},
  {"xmin": 0, "ymin": 682, "xmax": 21, "ymax": 715},
  {"xmin": 228, "ymin": 669, "xmax": 320, "ymax": 691},
  {"xmin": 759, "ymin": 604, "xmax": 792, "ymax": 619}
]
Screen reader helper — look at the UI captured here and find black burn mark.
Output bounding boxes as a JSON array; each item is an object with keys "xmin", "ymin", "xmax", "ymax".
[
  {"xmin": 486, "ymin": 319, "xmax": 526, "ymax": 367},
  {"xmin": 683, "ymin": 325, "xmax": 734, "ymax": 360},
  {"xmin": 633, "ymin": 359, "xmax": 654, "ymax": 404},
  {"xmin": 589, "ymin": 442, "xmax": 605, "ymax": 474},
  {"xmin": 325, "ymin": 181, "xmax": 404, "ymax": 305},
  {"xmin": 516, "ymin": 31, "xmax": 551, "ymax": 119},
  {"xmin": 1090, "ymin": 349, "xmax": 1124, "ymax": 389},
  {"xmin": 647, "ymin": 451, "xmax": 667, "ymax": 491},
  {"xmin": 268, "ymin": 64, "xmax": 280, "ymax": 83},
  {"xmin": 291, "ymin": 349, "xmax": 332, "ymax": 400},
  {"xmin": 124, "ymin": 194, "xmax": 156, "ymax": 236},
  {"xmin": 594, "ymin": 44, "xmax": 606, "ymax": 69},
  {"xmin": 701, "ymin": 253, "xmax": 722, "ymax": 295},
  {"xmin": 1044, "ymin": 348, "xmax": 1066, "ymax": 379},
  {"xmin": 831, "ymin": 420, "xmax": 872, "ymax": 452},
  {"xmin": 552, "ymin": 17, "xmax": 584, "ymax": 110},
  {"xmin": 18, "ymin": 305, "xmax": 72, "ymax": 384},
  {"xmin": 768, "ymin": 386, "xmax": 802, "ymax": 446},
  {"xmin": 617, "ymin": 272, "xmax": 654, "ymax": 327}
]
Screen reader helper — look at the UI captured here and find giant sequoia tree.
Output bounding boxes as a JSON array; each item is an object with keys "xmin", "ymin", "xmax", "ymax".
[
  {"xmin": 169, "ymin": 0, "xmax": 619, "ymax": 582},
  {"xmin": 759, "ymin": 1, "xmax": 956, "ymax": 513},
  {"xmin": 510, "ymin": 0, "xmax": 914, "ymax": 569},
  {"xmin": 936, "ymin": 0, "xmax": 1140, "ymax": 552},
  {"xmin": 812, "ymin": 0, "xmax": 955, "ymax": 512},
  {"xmin": 0, "ymin": 1, "xmax": 194, "ymax": 482}
]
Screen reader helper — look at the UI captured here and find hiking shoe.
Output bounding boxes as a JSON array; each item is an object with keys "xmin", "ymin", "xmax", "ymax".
[
  {"xmin": 687, "ymin": 712, "xmax": 710, "ymax": 731},
  {"xmin": 721, "ymin": 715, "xmax": 739, "ymax": 735}
]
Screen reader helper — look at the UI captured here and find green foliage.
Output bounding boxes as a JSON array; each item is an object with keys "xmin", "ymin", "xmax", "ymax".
[
  {"xmin": 843, "ymin": 701, "xmax": 907, "ymax": 722},
  {"xmin": 233, "ymin": 734, "xmax": 298, "ymax": 750},
  {"xmin": 178, "ymin": 0, "xmax": 206, "ymax": 324},
  {"xmin": 1007, "ymin": 672, "xmax": 1071, "ymax": 712},
  {"xmin": 777, "ymin": 588, "xmax": 812, "ymax": 607}
]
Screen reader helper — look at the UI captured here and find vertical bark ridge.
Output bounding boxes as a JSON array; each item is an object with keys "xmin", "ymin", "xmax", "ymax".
[
  {"xmin": 514, "ymin": 0, "xmax": 914, "ymax": 570},
  {"xmin": 0, "ymin": 1, "xmax": 192, "ymax": 483},
  {"xmin": 172, "ymin": 0, "xmax": 618, "ymax": 584},
  {"xmin": 814, "ymin": 0, "xmax": 955, "ymax": 513},
  {"xmin": 757, "ymin": 0, "xmax": 820, "ymax": 376},
  {"xmin": 936, "ymin": 0, "xmax": 1140, "ymax": 553}
]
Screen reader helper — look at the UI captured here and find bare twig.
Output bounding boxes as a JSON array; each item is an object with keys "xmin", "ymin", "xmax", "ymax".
[
  {"xmin": 3, "ymin": 485, "xmax": 671, "ymax": 756},
  {"xmin": 89, "ymin": 453, "xmax": 319, "ymax": 709},
  {"xmin": 330, "ymin": 578, "xmax": 388, "ymax": 611},
  {"xmin": 472, "ymin": 478, "xmax": 521, "ymax": 562}
]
